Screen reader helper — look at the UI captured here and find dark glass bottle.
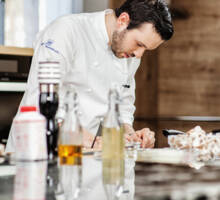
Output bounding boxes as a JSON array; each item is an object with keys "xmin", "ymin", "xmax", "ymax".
[{"xmin": 38, "ymin": 61, "xmax": 61, "ymax": 161}]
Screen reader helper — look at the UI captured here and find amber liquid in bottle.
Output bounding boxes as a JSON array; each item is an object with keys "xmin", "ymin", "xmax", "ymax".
[{"xmin": 58, "ymin": 145, "xmax": 82, "ymax": 165}]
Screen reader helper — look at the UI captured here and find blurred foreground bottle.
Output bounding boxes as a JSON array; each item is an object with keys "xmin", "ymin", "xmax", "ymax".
[
  {"xmin": 58, "ymin": 84, "xmax": 83, "ymax": 199},
  {"xmin": 13, "ymin": 161, "xmax": 47, "ymax": 200},
  {"xmin": 38, "ymin": 61, "xmax": 61, "ymax": 161},
  {"xmin": 102, "ymin": 87, "xmax": 125, "ymax": 200}
]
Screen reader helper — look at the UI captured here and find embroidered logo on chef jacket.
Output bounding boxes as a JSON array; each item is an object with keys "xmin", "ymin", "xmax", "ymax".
[{"xmin": 41, "ymin": 39, "xmax": 59, "ymax": 54}]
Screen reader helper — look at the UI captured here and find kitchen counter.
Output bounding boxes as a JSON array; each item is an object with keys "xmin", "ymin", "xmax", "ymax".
[
  {"xmin": 1, "ymin": 154, "xmax": 220, "ymax": 200},
  {"xmin": 135, "ymin": 161, "xmax": 220, "ymax": 200},
  {"xmin": 0, "ymin": 155, "xmax": 135, "ymax": 200}
]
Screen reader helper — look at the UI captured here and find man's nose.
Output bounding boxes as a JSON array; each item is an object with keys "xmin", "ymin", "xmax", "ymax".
[{"xmin": 133, "ymin": 48, "xmax": 145, "ymax": 58}]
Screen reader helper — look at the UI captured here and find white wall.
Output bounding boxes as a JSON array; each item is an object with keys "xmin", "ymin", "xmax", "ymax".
[
  {"xmin": 4, "ymin": 0, "xmax": 108, "ymax": 47},
  {"xmin": 39, "ymin": 0, "xmax": 83, "ymax": 31},
  {"xmin": 83, "ymin": 0, "xmax": 109, "ymax": 12}
]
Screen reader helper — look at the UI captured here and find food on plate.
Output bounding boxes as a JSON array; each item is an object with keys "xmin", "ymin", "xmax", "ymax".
[{"xmin": 168, "ymin": 126, "xmax": 220, "ymax": 162}]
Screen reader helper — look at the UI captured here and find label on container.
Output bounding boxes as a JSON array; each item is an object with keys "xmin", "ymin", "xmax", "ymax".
[{"xmin": 14, "ymin": 118, "xmax": 47, "ymax": 161}]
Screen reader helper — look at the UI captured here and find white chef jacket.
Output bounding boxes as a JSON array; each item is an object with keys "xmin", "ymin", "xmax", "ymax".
[{"xmin": 6, "ymin": 10, "xmax": 140, "ymax": 153}]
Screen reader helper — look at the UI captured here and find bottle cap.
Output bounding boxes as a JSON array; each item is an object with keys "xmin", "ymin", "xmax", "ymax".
[{"xmin": 20, "ymin": 106, "xmax": 37, "ymax": 112}]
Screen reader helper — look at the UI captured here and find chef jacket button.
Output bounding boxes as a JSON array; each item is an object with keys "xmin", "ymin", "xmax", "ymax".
[
  {"xmin": 78, "ymin": 111, "xmax": 83, "ymax": 116},
  {"xmin": 92, "ymin": 61, "xmax": 99, "ymax": 68},
  {"xmin": 85, "ymin": 88, "xmax": 92, "ymax": 93}
]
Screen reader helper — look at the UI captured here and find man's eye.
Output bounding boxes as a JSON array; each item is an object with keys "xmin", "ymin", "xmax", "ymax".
[{"xmin": 137, "ymin": 43, "xmax": 143, "ymax": 47}]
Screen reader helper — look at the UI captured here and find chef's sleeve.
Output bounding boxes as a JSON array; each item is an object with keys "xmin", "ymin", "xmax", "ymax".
[
  {"xmin": 34, "ymin": 18, "xmax": 78, "ymax": 120},
  {"xmin": 5, "ymin": 17, "xmax": 77, "ymax": 153},
  {"xmin": 22, "ymin": 17, "xmax": 77, "ymax": 118}
]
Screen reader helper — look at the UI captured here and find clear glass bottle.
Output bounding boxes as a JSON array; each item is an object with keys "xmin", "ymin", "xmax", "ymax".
[
  {"xmin": 57, "ymin": 84, "xmax": 82, "ymax": 200},
  {"xmin": 102, "ymin": 88, "xmax": 125, "ymax": 200},
  {"xmin": 58, "ymin": 84, "xmax": 83, "ymax": 165}
]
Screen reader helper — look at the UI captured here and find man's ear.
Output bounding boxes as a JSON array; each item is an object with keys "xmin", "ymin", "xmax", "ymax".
[{"xmin": 116, "ymin": 12, "xmax": 130, "ymax": 29}]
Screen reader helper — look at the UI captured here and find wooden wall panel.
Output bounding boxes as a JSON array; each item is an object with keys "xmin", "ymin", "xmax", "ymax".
[
  {"xmin": 135, "ymin": 50, "xmax": 158, "ymax": 118},
  {"xmin": 158, "ymin": 0, "xmax": 220, "ymax": 116},
  {"xmin": 133, "ymin": 120, "xmax": 157, "ymax": 132},
  {"xmin": 109, "ymin": 0, "xmax": 125, "ymax": 9}
]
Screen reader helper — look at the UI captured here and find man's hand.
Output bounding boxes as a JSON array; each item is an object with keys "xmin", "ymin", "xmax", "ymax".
[
  {"xmin": 135, "ymin": 128, "xmax": 155, "ymax": 148},
  {"xmin": 82, "ymin": 125, "xmax": 155, "ymax": 150},
  {"xmin": 125, "ymin": 128, "xmax": 155, "ymax": 148}
]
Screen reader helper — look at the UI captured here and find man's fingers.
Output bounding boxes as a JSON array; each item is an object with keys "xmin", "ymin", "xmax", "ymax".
[
  {"xmin": 125, "ymin": 134, "xmax": 133, "ymax": 142},
  {"xmin": 148, "ymin": 136, "xmax": 155, "ymax": 148},
  {"xmin": 150, "ymin": 131, "xmax": 155, "ymax": 137},
  {"xmin": 94, "ymin": 136, "xmax": 102, "ymax": 150},
  {"xmin": 148, "ymin": 143, "xmax": 155, "ymax": 148},
  {"xmin": 148, "ymin": 131, "xmax": 155, "ymax": 148},
  {"xmin": 130, "ymin": 133, "xmax": 142, "ymax": 142},
  {"xmin": 125, "ymin": 128, "xmax": 155, "ymax": 148},
  {"xmin": 137, "ymin": 129, "xmax": 155, "ymax": 148},
  {"xmin": 139, "ymin": 128, "xmax": 151, "ymax": 148},
  {"xmin": 141, "ymin": 131, "xmax": 149, "ymax": 148},
  {"xmin": 82, "ymin": 128, "xmax": 95, "ymax": 148}
]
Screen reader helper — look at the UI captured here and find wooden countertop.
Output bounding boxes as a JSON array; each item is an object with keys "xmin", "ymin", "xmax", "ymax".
[{"xmin": 0, "ymin": 45, "xmax": 33, "ymax": 56}]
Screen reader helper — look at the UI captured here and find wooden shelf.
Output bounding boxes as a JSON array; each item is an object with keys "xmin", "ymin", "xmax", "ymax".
[{"xmin": 0, "ymin": 46, "xmax": 33, "ymax": 57}]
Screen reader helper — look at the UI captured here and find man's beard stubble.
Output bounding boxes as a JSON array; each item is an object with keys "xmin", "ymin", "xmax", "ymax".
[{"xmin": 111, "ymin": 29, "xmax": 127, "ymax": 58}]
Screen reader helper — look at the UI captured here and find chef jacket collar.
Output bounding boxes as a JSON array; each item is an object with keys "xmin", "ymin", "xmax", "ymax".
[{"xmin": 101, "ymin": 9, "xmax": 112, "ymax": 50}]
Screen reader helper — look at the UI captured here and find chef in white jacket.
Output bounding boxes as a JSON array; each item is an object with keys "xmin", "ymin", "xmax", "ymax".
[{"xmin": 6, "ymin": 0, "xmax": 173, "ymax": 152}]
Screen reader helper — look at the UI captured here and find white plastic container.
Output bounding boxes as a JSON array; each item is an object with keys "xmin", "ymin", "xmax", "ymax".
[{"xmin": 14, "ymin": 106, "xmax": 48, "ymax": 161}]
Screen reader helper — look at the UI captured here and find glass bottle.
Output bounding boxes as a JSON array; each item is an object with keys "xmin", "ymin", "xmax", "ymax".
[
  {"xmin": 58, "ymin": 84, "xmax": 83, "ymax": 165},
  {"xmin": 58, "ymin": 84, "xmax": 83, "ymax": 200},
  {"xmin": 38, "ymin": 61, "xmax": 61, "ymax": 161},
  {"xmin": 102, "ymin": 87, "xmax": 125, "ymax": 200}
]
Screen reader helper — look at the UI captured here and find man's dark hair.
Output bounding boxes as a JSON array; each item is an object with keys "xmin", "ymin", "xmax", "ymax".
[{"xmin": 115, "ymin": 0, "xmax": 173, "ymax": 41}]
